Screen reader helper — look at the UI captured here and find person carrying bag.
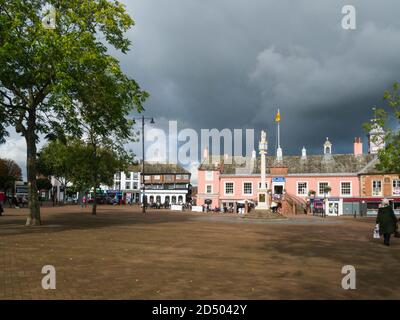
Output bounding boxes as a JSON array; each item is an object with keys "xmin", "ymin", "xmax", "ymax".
[{"xmin": 376, "ymin": 199, "xmax": 398, "ymax": 246}]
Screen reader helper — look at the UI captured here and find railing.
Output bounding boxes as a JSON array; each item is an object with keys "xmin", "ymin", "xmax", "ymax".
[{"xmin": 283, "ymin": 193, "xmax": 307, "ymax": 215}]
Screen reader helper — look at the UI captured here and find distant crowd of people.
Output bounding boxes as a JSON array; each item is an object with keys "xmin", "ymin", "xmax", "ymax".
[
  {"xmin": 202, "ymin": 202, "xmax": 256, "ymax": 214},
  {"xmin": 0, "ymin": 192, "xmax": 28, "ymax": 215}
]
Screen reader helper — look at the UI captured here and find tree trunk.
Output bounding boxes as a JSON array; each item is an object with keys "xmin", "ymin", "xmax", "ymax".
[
  {"xmin": 25, "ymin": 118, "xmax": 41, "ymax": 226},
  {"xmin": 92, "ymin": 182, "xmax": 97, "ymax": 215},
  {"xmin": 91, "ymin": 140, "xmax": 98, "ymax": 216}
]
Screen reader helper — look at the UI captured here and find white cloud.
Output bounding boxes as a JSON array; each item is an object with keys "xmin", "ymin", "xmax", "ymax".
[
  {"xmin": 0, "ymin": 129, "xmax": 27, "ymax": 178},
  {"xmin": 0, "ymin": 128, "xmax": 47, "ymax": 180}
]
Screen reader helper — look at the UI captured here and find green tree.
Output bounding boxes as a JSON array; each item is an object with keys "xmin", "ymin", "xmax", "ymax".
[
  {"xmin": 72, "ymin": 61, "xmax": 143, "ymax": 215},
  {"xmin": 0, "ymin": 1, "xmax": 147, "ymax": 225},
  {"xmin": 38, "ymin": 138, "xmax": 132, "ymax": 213},
  {"xmin": 364, "ymin": 82, "xmax": 400, "ymax": 172},
  {"xmin": 36, "ymin": 177, "xmax": 52, "ymax": 192},
  {"xmin": 67, "ymin": 139, "xmax": 132, "ymax": 214},
  {"xmin": 37, "ymin": 139, "xmax": 75, "ymax": 203}
]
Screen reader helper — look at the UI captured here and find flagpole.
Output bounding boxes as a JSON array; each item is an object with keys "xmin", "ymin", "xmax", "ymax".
[
  {"xmin": 276, "ymin": 108, "xmax": 283, "ymax": 162},
  {"xmin": 277, "ymin": 108, "xmax": 280, "ymax": 148}
]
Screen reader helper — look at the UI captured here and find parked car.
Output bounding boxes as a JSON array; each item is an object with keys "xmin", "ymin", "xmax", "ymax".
[
  {"xmin": 105, "ymin": 197, "xmax": 117, "ymax": 205},
  {"xmin": 88, "ymin": 196, "xmax": 106, "ymax": 204}
]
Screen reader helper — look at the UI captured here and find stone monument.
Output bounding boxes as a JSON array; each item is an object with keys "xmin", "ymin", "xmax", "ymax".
[
  {"xmin": 243, "ymin": 130, "xmax": 286, "ymax": 220},
  {"xmin": 256, "ymin": 130, "xmax": 269, "ymax": 210}
]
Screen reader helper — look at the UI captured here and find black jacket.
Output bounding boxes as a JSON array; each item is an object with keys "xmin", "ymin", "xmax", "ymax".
[{"xmin": 376, "ymin": 206, "xmax": 398, "ymax": 235}]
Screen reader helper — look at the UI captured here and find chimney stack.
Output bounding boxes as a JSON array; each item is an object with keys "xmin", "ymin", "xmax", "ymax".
[{"xmin": 354, "ymin": 137, "xmax": 363, "ymax": 156}]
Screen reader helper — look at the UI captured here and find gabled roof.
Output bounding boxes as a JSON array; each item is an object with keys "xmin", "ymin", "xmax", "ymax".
[{"xmin": 199, "ymin": 154, "xmax": 378, "ymax": 175}]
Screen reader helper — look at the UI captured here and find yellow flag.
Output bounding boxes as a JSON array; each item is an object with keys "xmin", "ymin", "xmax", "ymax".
[{"xmin": 275, "ymin": 110, "xmax": 281, "ymax": 122}]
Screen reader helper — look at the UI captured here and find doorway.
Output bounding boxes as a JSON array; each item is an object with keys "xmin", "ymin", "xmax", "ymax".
[{"xmin": 274, "ymin": 185, "xmax": 283, "ymax": 194}]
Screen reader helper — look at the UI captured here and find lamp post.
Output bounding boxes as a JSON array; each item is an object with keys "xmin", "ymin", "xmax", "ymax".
[{"xmin": 133, "ymin": 115, "xmax": 155, "ymax": 213}]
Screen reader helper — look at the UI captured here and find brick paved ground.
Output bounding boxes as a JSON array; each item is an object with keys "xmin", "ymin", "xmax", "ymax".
[{"xmin": 0, "ymin": 205, "xmax": 399, "ymax": 299}]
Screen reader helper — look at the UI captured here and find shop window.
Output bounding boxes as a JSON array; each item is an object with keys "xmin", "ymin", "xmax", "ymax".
[{"xmin": 393, "ymin": 179, "xmax": 400, "ymax": 195}]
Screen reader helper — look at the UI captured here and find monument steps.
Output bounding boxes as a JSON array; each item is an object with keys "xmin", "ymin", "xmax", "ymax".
[{"xmin": 243, "ymin": 209, "xmax": 288, "ymax": 220}]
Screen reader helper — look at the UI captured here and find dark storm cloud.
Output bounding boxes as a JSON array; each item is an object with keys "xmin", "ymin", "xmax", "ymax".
[
  {"xmin": 4, "ymin": 0, "xmax": 400, "ymax": 179},
  {"xmin": 116, "ymin": 0, "xmax": 400, "ymax": 158}
]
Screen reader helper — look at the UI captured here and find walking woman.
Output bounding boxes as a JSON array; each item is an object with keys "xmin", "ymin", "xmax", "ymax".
[{"xmin": 376, "ymin": 198, "xmax": 399, "ymax": 246}]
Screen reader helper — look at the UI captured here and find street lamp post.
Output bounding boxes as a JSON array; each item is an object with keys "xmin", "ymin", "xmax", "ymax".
[{"xmin": 134, "ymin": 115, "xmax": 154, "ymax": 213}]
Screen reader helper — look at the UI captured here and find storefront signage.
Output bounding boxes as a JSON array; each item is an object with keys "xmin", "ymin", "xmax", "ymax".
[{"xmin": 272, "ymin": 177, "xmax": 285, "ymax": 182}]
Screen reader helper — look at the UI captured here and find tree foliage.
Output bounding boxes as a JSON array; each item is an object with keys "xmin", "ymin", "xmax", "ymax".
[
  {"xmin": 67, "ymin": 139, "xmax": 132, "ymax": 194},
  {"xmin": 36, "ymin": 177, "xmax": 52, "ymax": 191},
  {"xmin": 37, "ymin": 138, "xmax": 132, "ymax": 202},
  {"xmin": 364, "ymin": 82, "xmax": 400, "ymax": 173},
  {"xmin": 0, "ymin": 1, "xmax": 148, "ymax": 225},
  {"xmin": 0, "ymin": 158, "xmax": 23, "ymax": 193},
  {"xmin": 37, "ymin": 139, "xmax": 74, "ymax": 188}
]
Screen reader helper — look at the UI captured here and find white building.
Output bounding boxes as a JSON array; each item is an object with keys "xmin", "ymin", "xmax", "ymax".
[
  {"xmin": 111, "ymin": 162, "xmax": 192, "ymax": 205},
  {"xmin": 139, "ymin": 162, "xmax": 191, "ymax": 205},
  {"xmin": 110, "ymin": 167, "xmax": 141, "ymax": 203}
]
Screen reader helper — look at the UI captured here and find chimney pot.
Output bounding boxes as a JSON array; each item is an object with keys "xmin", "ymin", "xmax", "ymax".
[{"xmin": 354, "ymin": 137, "xmax": 363, "ymax": 156}]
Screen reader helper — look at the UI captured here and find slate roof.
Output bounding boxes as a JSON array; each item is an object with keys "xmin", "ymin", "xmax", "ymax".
[
  {"xmin": 199, "ymin": 154, "xmax": 378, "ymax": 175},
  {"xmin": 127, "ymin": 162, "xmax": 190, "ymax": 175}
]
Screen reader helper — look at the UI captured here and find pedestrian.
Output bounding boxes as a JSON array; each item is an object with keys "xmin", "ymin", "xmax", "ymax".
[
  {"xmin": 22, "ymin": 195, "xmax": 28, "ymax": 208},
  {"xmin": 376, "ymin": 198, "xmax": 398, "ymax": 246},
  {"xmin": 12, "ymin": 196, "xmax": 19, "ymax": 208},
  {"xmin": 0, "ymin": 191, "xmax": 5, "ymax": 216},
  {"xmin": 271, "ymin": 201, "xmax": 278, "ymax": 213}
]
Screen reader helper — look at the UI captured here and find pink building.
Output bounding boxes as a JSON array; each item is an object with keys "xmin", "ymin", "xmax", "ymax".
[{"xmin": 197, "ymin": 137, "xmax": 377, "ymax": 215}]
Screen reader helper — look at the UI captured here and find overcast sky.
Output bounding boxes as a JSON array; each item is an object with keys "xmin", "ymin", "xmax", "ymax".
[{"xmin": 1, "ymin": 0, "xmax": 400, "ymax": 183}]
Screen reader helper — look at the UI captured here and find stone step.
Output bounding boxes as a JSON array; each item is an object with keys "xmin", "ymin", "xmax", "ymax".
[{"xmin": 243, "ymin": 210, "xmax": 288, "ymax": 220}]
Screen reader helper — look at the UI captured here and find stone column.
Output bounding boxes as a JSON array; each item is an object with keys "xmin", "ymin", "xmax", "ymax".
[{"xmin": 256, "ymin": 130, "xmax": 269, "ymax": 210}]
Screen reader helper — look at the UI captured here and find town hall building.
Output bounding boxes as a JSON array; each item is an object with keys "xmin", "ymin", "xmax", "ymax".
[{"xmin": 197, "ymin": 120, "xmax": 400, "ymax": 216}]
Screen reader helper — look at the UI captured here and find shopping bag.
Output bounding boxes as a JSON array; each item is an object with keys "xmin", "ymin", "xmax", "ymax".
[{"xmin": 373, "ymin": 224, "xmax": 380, "ymax": 239}]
